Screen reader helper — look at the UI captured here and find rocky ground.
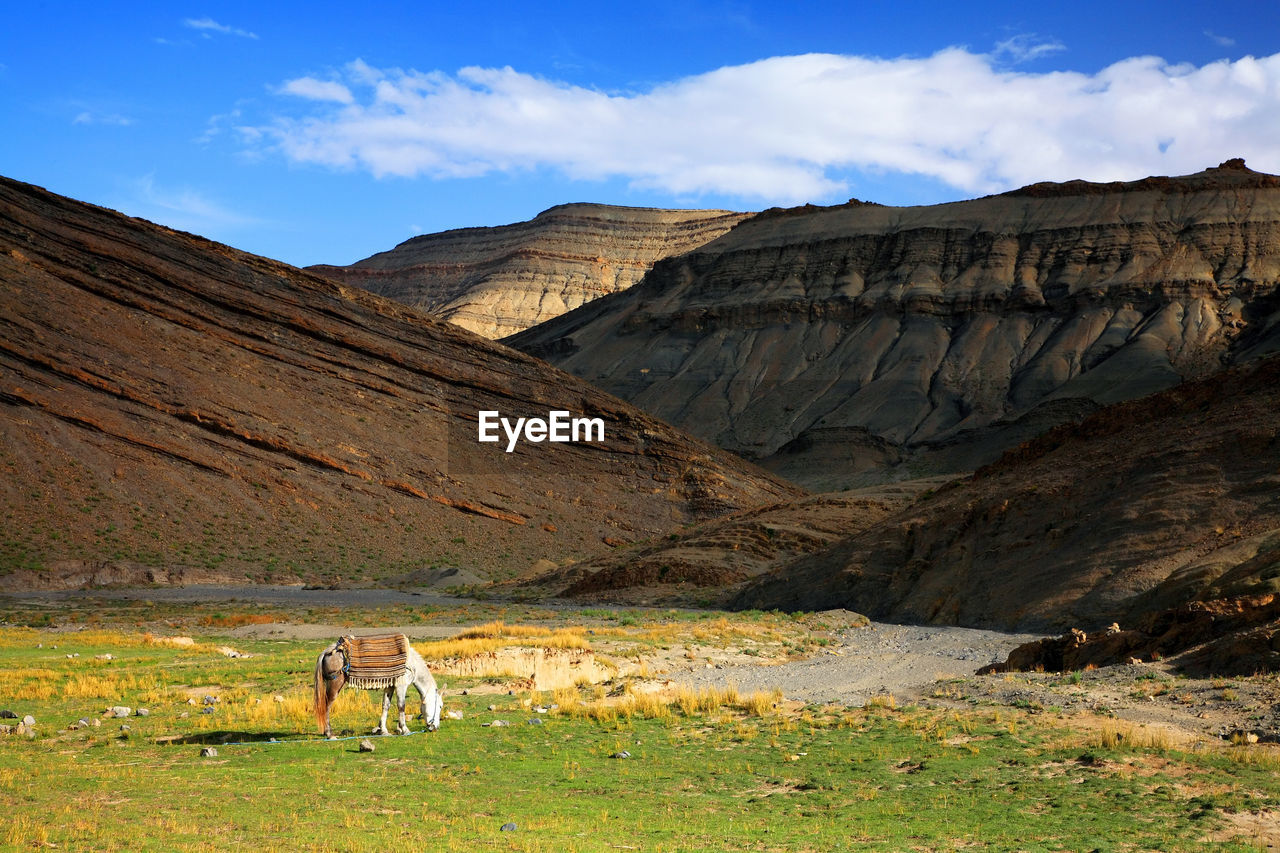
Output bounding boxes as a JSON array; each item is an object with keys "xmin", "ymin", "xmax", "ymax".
[
  {"xmin": 666, "ymin": 617, "xmax": 1038, "ymax": 705},
  {"xmin": 664, "ymin": 615, "xmax": 1280, "ymax": 748}
]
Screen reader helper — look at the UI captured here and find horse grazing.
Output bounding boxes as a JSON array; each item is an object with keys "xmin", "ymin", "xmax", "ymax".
[{"xmin": 313, "ymin": 633, "xmax": 443, "ymax": 739}]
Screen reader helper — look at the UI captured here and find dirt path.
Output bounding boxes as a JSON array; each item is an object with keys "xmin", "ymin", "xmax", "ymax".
[{"xmin": 670, "ymin": 621, "xmax": 1042, "ymax": 706}]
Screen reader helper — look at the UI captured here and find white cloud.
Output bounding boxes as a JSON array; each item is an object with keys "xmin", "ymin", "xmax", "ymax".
[
  {"xmin": 1205, "ymin": 30, "xmax": 1236, "ymax": 48},
  {"xmin": 993, "ymin": 34, "xmax": 1066, "ymax": 64},
  {"xmin": 124, "ymin": 175, "xmax": 265, "ymax": 236},
  {"xmin": 184, "ymin": 17, "xmax": 258, "ymax": 40},
  {"xmin": 249, "ymin": 50, "xmax": 1280, "ymax": 205},
  {"xmin": 73, "ymin": 111, "xmax": 133, "ymax": 126},
  {"xmin": 280, "ymin": 77, "xmax": 354, "ymax": 104}
]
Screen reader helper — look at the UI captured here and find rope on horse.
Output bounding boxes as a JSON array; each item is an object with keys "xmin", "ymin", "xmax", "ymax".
[{"xmin": 206, "ymin": 729, "xmax": 426, "ymax": 747}]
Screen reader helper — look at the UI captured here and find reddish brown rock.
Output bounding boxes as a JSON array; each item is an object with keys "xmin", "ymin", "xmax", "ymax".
[
  {"xmin": 0, "ymin": 176, "xmax": 799, "ymax": 589},
  {"xmin": 983, "ymin": 594, "xmax": 1280, "ymax": 676}
]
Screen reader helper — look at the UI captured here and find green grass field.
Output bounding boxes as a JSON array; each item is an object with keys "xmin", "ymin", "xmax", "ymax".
[{"xmin": 1, "ymin": 608, "xmax": 1277, "ymax": 851}]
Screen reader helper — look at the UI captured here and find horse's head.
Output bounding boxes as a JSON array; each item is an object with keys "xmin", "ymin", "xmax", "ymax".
[
  {"xmin": 320, "ymin": 647, "xmax": 346, "ymax": 682},
  {"xmin": 426, "ymin": 691, "xmax": 444, "ymax": 731},
  {"xmin": 313, "ymin": 641, "xmax": 348, "ymax": 733}
]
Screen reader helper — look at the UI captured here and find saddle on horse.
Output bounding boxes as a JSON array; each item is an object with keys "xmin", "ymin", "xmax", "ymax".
[{"xmin": 337, "ymin": 634, "xmax": 410, "ymax": 689}]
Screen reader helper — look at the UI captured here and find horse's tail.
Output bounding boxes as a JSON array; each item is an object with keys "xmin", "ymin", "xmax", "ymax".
[{"xmin": 314, "ymin": 645, "xmax": 332, "ymax": 733}]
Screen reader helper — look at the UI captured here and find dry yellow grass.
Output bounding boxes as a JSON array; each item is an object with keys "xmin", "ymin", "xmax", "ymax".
[
  {"xmin": 550, "ymin": 676, "xmax": 778, "ymax": 717},
  {"xmin": 417, "ymin": 621, "xmax": 591, "ymax": 660},
  {"xmin": 1227, "ymin": 744, "xmax": 1280, "ymax": 770},
  {"xmin": 242, "ymin": 692, "xmax": 315, "ymax": 729},
  {"xmin": 0, "ymin": 628, "xmax": 176, "ymax": 651},
  {"xmin": 3, "ymin": 814, "xmax": 48, "ymax": 848},
  {"xmin": 454, "ymin": 620, "xmax": 587, "ymax": 641},
  {"xmin": 0, "ymin": 667, "xmax": 60, "ymax": 700},
  {"xmin": 741, "ymin": 687, "xmax": 784, "ymax": 716},
  {"xmin": 553, "ymin": 681, "xmax": 783, "ymax": 724},
  {"xmin": 618, "ymin": 685, "xmax": 673, "ymax": 721},
  {"xmin": 1088, "ymin": 721, "xmax": 1173, "ymax": 752},
  {"xmin": 62, "ymin": 671, "xmax": 161, "ymax": 700},
  {"xmin": 865, "ymin": 693, "xmax": 898, "ymax": 711}
]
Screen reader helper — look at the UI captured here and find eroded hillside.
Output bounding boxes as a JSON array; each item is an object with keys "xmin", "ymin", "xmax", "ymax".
[
  {"xmin": 512, "ymin": 160, "xmax": 1280, "ymax": 490},
  {"xmin": 731, "ymin": 353, "xmax": 1280, "ymax": 636},
  {"xmin": 0, "ymin": 177, "xmax": 799, "ymax": 589}
]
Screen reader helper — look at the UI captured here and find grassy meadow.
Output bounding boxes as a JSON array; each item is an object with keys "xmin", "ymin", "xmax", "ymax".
[{"xmin": 0, "ymin": 602, "xmax": 1277, "ymax": 851}]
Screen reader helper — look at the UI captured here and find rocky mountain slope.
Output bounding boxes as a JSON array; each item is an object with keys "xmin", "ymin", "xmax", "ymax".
[
  {"xmin": 504, "ymin": 483, "xmax": 926, "ymax": 606},
  {"xmin": 0, "ymin": 177, "xmax": 799, "ymax": 590},
  {"xmin": 730, "ymin": 353, "xmax": 1280, "ymax": 638},
  {"xmin": 511, "ymin": 160, "xmax": 1280, "ymax": 491},
  {"xmin": 312, "ymin": 204, "xmax": 748, "ymax": 339}
]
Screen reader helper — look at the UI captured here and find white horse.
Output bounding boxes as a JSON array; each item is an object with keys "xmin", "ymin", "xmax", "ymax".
[{"xmin": 313, "ymin": 635, "xmax": 443, "ymax": 739}]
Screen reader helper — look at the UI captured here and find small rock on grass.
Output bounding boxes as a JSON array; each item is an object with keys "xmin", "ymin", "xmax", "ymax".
[
  {"xmin": 610, "ymin": 750, "xmax": 631, "ymax": 759},
  {"xmin": 359, "ymin": 739, "xmax": 376, "ymax": 753},
  {"xmin": 200, "ymin": 747, "xmax": 218, "ymax": 758},
  {"xmin": 500, "ymin": 823, "xmax": 517, "ymax": 832}
]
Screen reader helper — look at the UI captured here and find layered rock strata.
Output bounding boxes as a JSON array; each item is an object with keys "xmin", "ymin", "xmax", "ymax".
[
  {"xmin": 313, "ymin": 204, "xmax": 748, "ymax": 338},
  {"xmin": 512, "ymin": 160, "xmax": 1280, "ymax": 490},
  {"xmin": 0, "ymin": 177, "xmax": 798, "ymax": 589}
]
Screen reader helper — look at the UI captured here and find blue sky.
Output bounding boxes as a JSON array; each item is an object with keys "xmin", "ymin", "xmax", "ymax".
[{"xmin": 3, "ymin": 1, "xmax": 1279, "ymax": 267}]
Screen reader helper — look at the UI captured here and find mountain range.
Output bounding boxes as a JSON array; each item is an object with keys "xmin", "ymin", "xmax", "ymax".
[
  {"xmin": 5, "ymin": 161, "xmax": 1280, "ymax": 672},
  {"xmin": 510, "ymin": 159, "xmax": 1280, "ymax": 491}
]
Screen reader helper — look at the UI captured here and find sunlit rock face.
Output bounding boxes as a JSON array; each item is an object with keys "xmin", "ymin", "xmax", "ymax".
[{"xmin": 312, "ymin": 204, "xmax": 749, "ymax": 339}]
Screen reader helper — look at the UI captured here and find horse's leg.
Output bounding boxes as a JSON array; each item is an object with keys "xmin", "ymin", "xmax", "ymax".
[
  {"xmin": 374, "ymin": 687, "xmax": 391, "ymax": 735},
  {"xmin": 395, "ymin": 680, "xmax": 410, "ymax": 735}
]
